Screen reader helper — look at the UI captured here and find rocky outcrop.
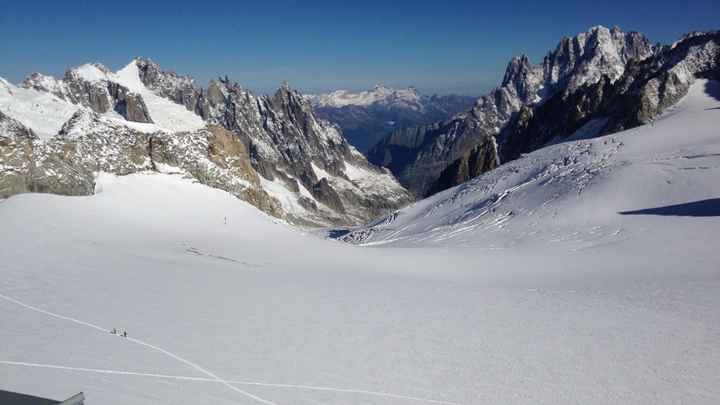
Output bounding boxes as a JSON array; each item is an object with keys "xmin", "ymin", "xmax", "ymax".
[
  {"xmin": 150, "ymin": 125, "xmax": 284, "ymax": 218},
  {"xmin": 500, "ymin": 31, "xmax": 720, "ymax": 159},
  {"xmin": 1, "ymin": 110, "xmax": 38, "ymax": 198},
  {"xmin": 135, "ymin": 58, "xmax": 201, "ymax": 112},
  {"xmin": 428, "ymin": 137, "xmax": 500, "ymax": 196},
  {"xmin": 601, "ymin": 31, "xmax": 720, "ymax": 132},
  {"xmin": 108, "ymin": 82, "xmax": 153, "ymax": 123},
  {"xmin": 0, "ymin": 109, "xmax": 98, "ymax": 198},
  {"xmin": 4, "ymin": 59, "xmax": 412, "ymax": 226},
  {"xmin": 181, "ymin": 77, "xmax": 413, "ymax": 225},
  {"xmin": 22, "ymin": 64, "xmax": 153, "ymax": 124},
  {"xmin": 369, "ymin": 26, "xmax": 654, "ymax": 197},
  {"xmin": 1, "ymin": 108, "xmax": 284, "ymax": 216},
  {"xmin": 500, "ymin": 77, "xmax": 612, "ymax": 161},
  {"xmin": 367, "ymin": 112, "xmax": 498, "ymax": 196}
]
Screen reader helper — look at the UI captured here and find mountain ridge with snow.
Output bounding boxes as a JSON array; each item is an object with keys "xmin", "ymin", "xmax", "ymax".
[
  {"xmin": 339, "ymin": 78, "xmax": 720, "ymax": 248},
  {"xmin": 367, "ymin": 25, "xmax": 662, "ymax": 196},
  {"xmin": 307, "ymin": 85, "xmax": 475, "ymax": 152},
  {"xmin": 368, "ymin": 27, "xmax": 720, "ymax": 198},
  {"xmin": 0, "ymin": 58, "xmax": 412, "ymax": 226},
  {"xmin": 1, "ymin": 78, "xmax": 719, "ymax": 405}
]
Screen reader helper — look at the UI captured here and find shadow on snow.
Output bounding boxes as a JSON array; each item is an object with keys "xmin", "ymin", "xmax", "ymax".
[{"xmin": 619, "ymin": 198, "xmax": 720, "ymax": 217}]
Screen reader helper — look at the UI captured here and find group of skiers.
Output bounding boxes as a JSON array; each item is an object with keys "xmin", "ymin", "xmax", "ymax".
[{"xmin": 110, "ymin": 328, "xmax": 128, "ymax": 338}]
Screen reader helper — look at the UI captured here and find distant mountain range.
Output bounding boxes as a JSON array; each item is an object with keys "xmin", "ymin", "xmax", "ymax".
[
  {"xmin": 1, "ymin": 25, "xmax": 717, "ymax": 228},
  {"xmin": 306, "ymin": 85, "xmax": 475, "ymax": 152},
  {"xmin": 367, "ymin": 26, "xmax": 720, "ymax": 197}
]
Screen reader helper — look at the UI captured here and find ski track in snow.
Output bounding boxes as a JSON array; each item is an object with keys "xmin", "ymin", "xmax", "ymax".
[
  {"xmin": 0, "ymin": 293, "xmax": 460, "ymax": 405},
  {"xmin": 0, "ymin": 292, "xmax": 278, "ymax": 405},
  {"xmin": 0, "ymin": 361, "xmax": 460, "ymax": 405}
]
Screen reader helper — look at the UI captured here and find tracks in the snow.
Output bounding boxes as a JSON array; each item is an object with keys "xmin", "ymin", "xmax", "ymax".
[
  {"xmin": 0, "ymin": 360, "xmax": 460, "ymax": 405},
  {"xmin": 0, "ymin": 292, "xmax": 461, "ymax": 405},
  {"xmin": 0, "ymin": 292, "xmax": 278, "ymax": 405}
]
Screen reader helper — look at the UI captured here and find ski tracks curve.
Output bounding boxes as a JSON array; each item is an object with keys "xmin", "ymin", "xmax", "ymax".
[
  {"xmin": 0, "ymin": 292, "xmax": 461, "ymax": 405},
  {"xmin": 0, "ymin": 292, "xmax": 278, "ymax": 405}
]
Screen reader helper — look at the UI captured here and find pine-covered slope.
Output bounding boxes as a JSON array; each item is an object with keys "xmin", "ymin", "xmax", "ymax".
[{"xmin": 0, "ymin": 60, "xmax": 411, "ymax": 226}]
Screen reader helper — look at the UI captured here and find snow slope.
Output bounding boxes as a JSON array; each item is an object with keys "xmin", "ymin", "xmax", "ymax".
[
  {"xmin": 343, "ymin": 79, "xmax": 720, "ymax": 250},
  {"xmin": 114, "ymin": 61, "xmax": 205, "ymax": 132},
  {"xmin": 0, "ymin": 61, "xmax": 205, "ymax": 141},
  {"xmin": 0, "ymin": 81, "xmax": 719, "ymax": 404},
  {"xmin": 0, "ymin": 78, "xmax": 80, "ymax": 139}
]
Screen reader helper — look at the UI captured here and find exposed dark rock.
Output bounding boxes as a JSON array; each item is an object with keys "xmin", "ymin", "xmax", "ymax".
[
  {"xmin": 500, "ymin": 76, "xmax": 612, "ymax": 161},
  {"xmin": 193, "ymin": 77, "xmax": 413, "ymax": 224},
  {"xmin": 108, "ymin": 83, "xmax": 153, "ymax": 123},
  {"xmin": 312, "ymin": 177, "xmax": 345, "ymax": 213},
  {"xmin": 23, "ymin": 66, "xmax": 154, "ymax": 124},
  {"xmin": 7, "ymin": 59, "xmax": 413, "ymax": 226},
  {"xmin": 0, "ymin": 110, "xmax": 38, "ymax": 198},
  {"xmin": 135, "ymin": 57, "xmax": 201, "ymax": 112},
  {"xmin": 601, "ymin": 31, "xmax": 720, "ymax": 133},
  {"xmin": 369, "ymin": 26, "xmax": 654, "ymax": 197},
  {"xmin": 428, "ymin": 137, "xmax": 500, "ymax": 196},
  {"xmin": 500, "ymin": 31, "xmax": 720, "ymax": 161}
]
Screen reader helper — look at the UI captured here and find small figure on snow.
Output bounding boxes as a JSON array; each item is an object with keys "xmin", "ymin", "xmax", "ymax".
[
  {"xmin": 122, "ymin": 331, "xmax": 128, "ymax": 338},
  {"xmin": 110, "ymin": 328, "xmax": 117, "ymax": 335}
]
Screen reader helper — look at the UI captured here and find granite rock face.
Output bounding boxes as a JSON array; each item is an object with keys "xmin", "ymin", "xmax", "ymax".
[
  {"xmin": 0, "ymin": 110, "xmax": 39, "ymax": 197},
  {"xmin": 369, "ymin": 26, "xmax": 655, "ymax": 197},
  {"xmin": 135, "ymin": 58, "xmax": 202, "ymax": 112},
  {"xmin": 23, "ymin": 65, "xmax": 153, "ymax": 123},
  {"xmin": 428, "ymin": 138, "xmax": 500, "ymax": 196},
  {"xmin": 192, "ymin": 79, "xmax": 413, "ymax": 225},
  {"xmin": 501, "ymin": 31, "xmax": 720, "ymax": 160},
  {"xmin": 2, "ymin": 59, "xmax": 411, "ymax": 226}
]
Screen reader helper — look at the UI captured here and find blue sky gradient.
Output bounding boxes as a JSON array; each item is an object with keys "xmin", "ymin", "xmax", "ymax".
[{"xmin": 0, "ymin": 0, "xmax": 718, "ymax": 95}]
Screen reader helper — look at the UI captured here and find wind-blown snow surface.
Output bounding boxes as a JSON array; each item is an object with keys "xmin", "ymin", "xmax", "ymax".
[
  {"xmin": 345, "ymin": 80, "xmax": 720, "ymax": 250},
  {"xmin": 0, "ymin": 78, "xmax": 80, "ymax": 139},
  {"xmin": 1, "ymin": 82, "xmax": 719, "ymax": 404}
]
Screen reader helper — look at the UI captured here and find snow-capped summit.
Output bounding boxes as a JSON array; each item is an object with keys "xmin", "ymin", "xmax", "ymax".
[
  {"xmin": 308, "ymin": 85, "xmax": 476, "ymax": 152},
  {"xmin": 0, "ymin": 58, "xmax": 411, "ymax": 226},
  {"xmin": 308, "ymin": 84, "xmax": 423, "ymax": 109},
  {"xmin": 543, "ymin": 25, "xmax": 654, "ymax": 91},
  {"xmin": 368, "ymin": 25, "xmax": 659, "ymax": 196},
  {"xmin": 67, "ymin": 63, "xmax": 113, "ymax": 83}
]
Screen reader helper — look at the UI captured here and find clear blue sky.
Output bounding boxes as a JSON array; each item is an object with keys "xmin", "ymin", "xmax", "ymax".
[{"xmin": 0, "ymin": 0, "xmax": 717, "ymax": 95}]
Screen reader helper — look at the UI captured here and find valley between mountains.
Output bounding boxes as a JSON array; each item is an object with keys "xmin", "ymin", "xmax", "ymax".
[{"xmin": 1, "ymin": 25, "xmax": 719, "ymax": 405}]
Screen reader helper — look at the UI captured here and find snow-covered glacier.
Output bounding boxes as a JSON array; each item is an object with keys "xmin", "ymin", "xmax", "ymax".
[{"xmin": 0, "ymin": 79, "xmax": 718, "ymax": 404}]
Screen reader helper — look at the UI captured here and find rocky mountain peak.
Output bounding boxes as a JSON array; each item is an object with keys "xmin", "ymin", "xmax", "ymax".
[
  {"xmin": 133, "ymin": 57, "xmax": 200, "ymax": 112},
  {"xmin": 0, "ymin": 57, "xmax": 412, "ymax": 226},
  {"xmin": 502, "ymin": 55, "xmax": 532, "ymax": 84},
  {"xmin": 544, "ymin": 25, "xmax": 654, "ymax": 91},
  {"xmin": 368, "ymin": 25, "xmax": 659, "ymax": 197},
  {"xmin": 274, "ymin": 81, "xmax": 302, "ymax": 102}
]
